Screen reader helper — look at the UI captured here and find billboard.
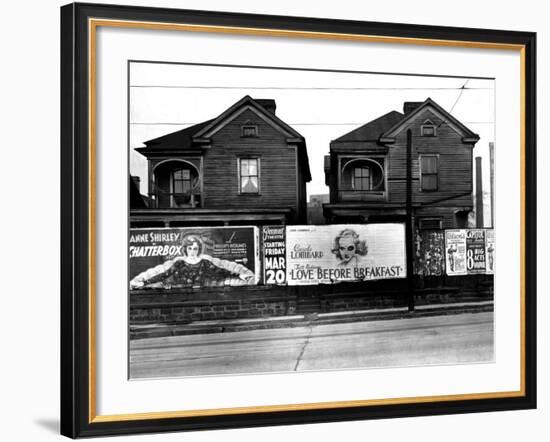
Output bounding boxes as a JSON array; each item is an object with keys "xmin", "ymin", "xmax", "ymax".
[
  {"xmin": 285, "ymin": 224, "xmax": 406, "ymax": 285},
  {"xmin": 445, "ymin": 229, "xmax": 494, "ymax": 276},
  {"xmin": 262, "ymin": 226, "xmax": 286, "ymax": 285},
  {"xmin": 129, "ymin": 227, "xmax": 259, "ymax": 289}
]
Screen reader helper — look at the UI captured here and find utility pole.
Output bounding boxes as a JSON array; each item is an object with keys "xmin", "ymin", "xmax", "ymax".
[
  {"xmin": 475, "ymin": 156, "xmax": 484, "ymax": 228},
  {"xmin": 489, "ymin": 142, "xmax": 495, "ymax": 228},
  {"xmin": 406, "ymin": 129, "xmax": 415, "ymax": 312}
]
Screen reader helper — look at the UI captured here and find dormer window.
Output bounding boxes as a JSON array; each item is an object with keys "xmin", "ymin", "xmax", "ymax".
[
  {"xmin": 153, "ymin": 161, "xmax": 200, "ymax": 208},
  {"xmin": 421, "ymin": 120, "xmax": 437, "ymax": 137},
  {"xmin": 241, "ymin": 125, "xmax": 258, "ymax": 138},
  {"xmin": 340, "ymin": 158, "xmax": 385, "ymax": 192}
]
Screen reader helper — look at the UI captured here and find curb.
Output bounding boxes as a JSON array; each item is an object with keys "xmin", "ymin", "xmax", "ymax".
[{"xmin": 130, "ymin": 301, "xmax": 494, "ymax": 340}]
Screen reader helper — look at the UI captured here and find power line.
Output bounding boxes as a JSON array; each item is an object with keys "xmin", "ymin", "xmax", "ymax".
[
  {"xmin": 130, "ymin": 85, "xmax": 492, "ymax": 91},
  {"xmin": 130, "ymin": 121, "xmax": 494, "ymax": 126},
  {"xmin": 449, "ymin": 80, "xmax": 469, "ymax": 114},
  {"xmin": 131, "ymin": 59, "xmax": 495, "ymax": 81},
  {"xmin": 432, "ymin": 80, "xmax": 476, "ymax": 132}
]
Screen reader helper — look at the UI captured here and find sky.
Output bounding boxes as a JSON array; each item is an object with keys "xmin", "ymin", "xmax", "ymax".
[{"xmin": 129, "ymin": 61, "xmax": 495, "ymax": 222}]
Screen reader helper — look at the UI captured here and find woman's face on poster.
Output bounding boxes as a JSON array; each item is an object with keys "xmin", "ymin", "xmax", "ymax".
[
  {"xmin": 338, "ymin": 236, "xmax": 356, "ymax": 262},
  {"xmin": 186, "ymin": 241, "xmax": 200, "ymax": 258}
]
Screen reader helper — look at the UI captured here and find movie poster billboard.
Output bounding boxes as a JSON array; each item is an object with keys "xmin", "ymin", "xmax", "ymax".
[
  {"xmin": 129, "ymin": 227, "xmax": 259, "ymax": 289},
  {"xmin": 445, "ymin": 230, "xmax": 467, "ymax": 275},
  {"xmin": 485, "ymin": 229, "xmax": 495, "ymax": 274},
  {"xmin": 466, "ymin": 229, "xmax": 487, "ymax": 274},
  {"xmin": 286, "ymin": 224, "xmax": 406, "ymax": 286},
  {"xmin": 262, "ymin": 226, "xmax": 286, "ymax": 285}
]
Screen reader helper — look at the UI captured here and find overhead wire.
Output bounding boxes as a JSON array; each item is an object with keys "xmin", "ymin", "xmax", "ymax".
[
  {"xmin": 130, "ymin": 79, "xmax": 491, "ymax": 127},
  {"xmin": 130, "ymin": 84, "xmax": 491, "ymax": 90},
  {"xmin": 130, "ymin": 121, "xmax": 494, "ymax": 126}
]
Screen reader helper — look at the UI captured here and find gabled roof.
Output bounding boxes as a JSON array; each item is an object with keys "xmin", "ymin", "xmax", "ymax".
[
  {"xmin": 136, "ymin": 119, "xmax": 214, "ymax": 153},
  {"xmin": 136, "ymin": 96, "xmax": 311, "ymax": 181},
  {"xmin": 381, "ymin": 97, "xmax": 479, "ymax": 141},
  {"xmin": 192, "ymin": 95, "xmax": 304, "ymax": 141},
  {"xmin": 332, "ymin": 98, "xmax": 479, "ymax": 146},
  {"xmin": 333, "ymin": 111, "xmax": 404, "ymax": 142}
]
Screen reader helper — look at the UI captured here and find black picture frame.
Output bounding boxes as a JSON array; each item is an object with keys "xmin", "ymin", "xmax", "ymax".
[{"xmin": 60, "ymin": 2, "xmax": 537, "ymax": 438}]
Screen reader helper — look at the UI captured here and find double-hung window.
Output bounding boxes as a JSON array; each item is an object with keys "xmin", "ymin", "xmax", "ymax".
[
  {"xmin": 172, "ymin": 168, "xmax": 191, "ymax": 195},
  {"xmin": 352, "ymin": 166, "xmax": 373, "ymax": 191},
  {"xmin": 239, "ymin": 158, "xmax": 260, "ymax": 193},
  {"xmin": 420, "ymin": 155, "xmax": 439, "ymax": 191}
]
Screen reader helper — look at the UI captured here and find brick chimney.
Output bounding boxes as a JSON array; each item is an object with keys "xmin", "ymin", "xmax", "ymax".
[
  {"xmin": 255, "ymin": 99, "xmax": 276, "ymax": 114},
  {"xmin": 403, "ymin": 102, "xmax": 423, "ymax": 115}
]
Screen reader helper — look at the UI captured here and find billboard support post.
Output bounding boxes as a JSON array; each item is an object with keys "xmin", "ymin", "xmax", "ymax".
[{"xmin": 406, "ymin": 129, "xmax": 415, "ymax": 312}]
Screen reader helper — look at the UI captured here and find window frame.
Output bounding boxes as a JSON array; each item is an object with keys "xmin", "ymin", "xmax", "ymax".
[
  {"xmin": 238, "ymin": 157, "xmax": 261, "ymax": 194},
  {"xmin": 420, "ymin": 154, "xmax": 439, "ymax": 192},
  {"xmin": 171, "ymin": 168, "xmax": 192, "ymax": 195},
  {"xmin": 352, "ymin": 166, "xmax": 374, "ymax": 191}
]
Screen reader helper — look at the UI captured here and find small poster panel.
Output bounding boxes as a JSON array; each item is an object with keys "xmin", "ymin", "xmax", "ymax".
[
  {"xmin": 485, "ymin": 229, "xmax": 495, "ymax": 274},
  {"xmin": 466, "ymin": 229, "xmax": 487, "ymax": 274},
  {"xmin": 419, "ymin": 230, "xmax": 445, "ymax": 276},
  {"xmin": 445, "ymin": 230, "xmax": 467, "ymax": 276},
  {"xmin": 262, "ymin": 226, "xmax": 286, "ymax": 285}
]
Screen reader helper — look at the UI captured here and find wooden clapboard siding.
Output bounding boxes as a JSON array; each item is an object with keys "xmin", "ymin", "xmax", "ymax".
[
  {"xmin": 325, "ymin": 102, "xmax": 476, "ymax": 227},
  {"xmin": 203, "ymin": 108, "xmax": 298, "ymax": 214},
  {"xmin": 328, "ymin": 109, "xmax": 474, "ymax": 207},
  {"xmin": 387, "ymin": 109, "xmax": 473, "ymax": 206}
]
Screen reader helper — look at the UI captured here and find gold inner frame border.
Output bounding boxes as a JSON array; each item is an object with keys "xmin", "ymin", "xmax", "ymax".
[{"xmin": 87, "ymin": 17, "xmax": 527, "ymax": 424}]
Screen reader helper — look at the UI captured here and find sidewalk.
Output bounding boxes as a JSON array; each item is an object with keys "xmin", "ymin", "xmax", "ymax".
[{"xmin": 130, "ymin": 300, "xmax": 494, "ymax": 340}]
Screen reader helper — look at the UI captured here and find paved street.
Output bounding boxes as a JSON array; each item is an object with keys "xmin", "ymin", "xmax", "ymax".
[{"xmin": 129, "ymin": 311, "xmax": 493, "ymax": 379}]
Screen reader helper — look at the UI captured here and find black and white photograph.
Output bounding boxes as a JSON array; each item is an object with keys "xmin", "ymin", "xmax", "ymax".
[
  {"xmin": 128, "ymin": 61, "xmax": 496, "ymax": 379},
  {"xmin": 0, "ymin": 0, "xmax": 543, "ymax": 439}
]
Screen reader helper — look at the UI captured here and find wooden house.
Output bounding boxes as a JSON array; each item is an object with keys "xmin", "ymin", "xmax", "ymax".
[
  {"xmin": 324, "ymin": 98, "xmax": 480, "ymax": 230},
  {"xmin": 131, "ymin": 96, "xmax": 311, "ymax": 227}
]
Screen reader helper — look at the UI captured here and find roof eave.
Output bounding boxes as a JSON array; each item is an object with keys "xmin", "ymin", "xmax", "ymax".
[
  {"xmin": 462, "ymin": 136, "xmax": 480, "ymax": 144},
  {"xmin": 286, "ymin": 137, "xmax": 305, "ymax": 144}
]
